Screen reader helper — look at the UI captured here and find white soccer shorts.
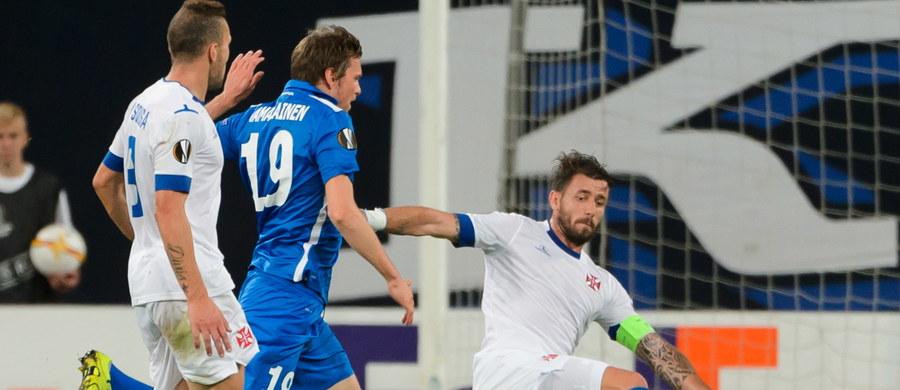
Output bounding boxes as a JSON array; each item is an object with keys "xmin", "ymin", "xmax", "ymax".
[
  {"xmin": 135, "ymin": 292, "xmax": 259, "ymax": 390},
  {"xmin": 473, "ymin": 349, "xmax": 609, "ymax": 390}
]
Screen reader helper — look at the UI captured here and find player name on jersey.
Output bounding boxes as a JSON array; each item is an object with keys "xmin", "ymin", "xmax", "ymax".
[
  {"xmin": 130, "ymin": 103, "xmax": 149, "ymax": 129},
  {"xmin": 248, "ymin": 102, "xmax": 311, "ymax": 123}
]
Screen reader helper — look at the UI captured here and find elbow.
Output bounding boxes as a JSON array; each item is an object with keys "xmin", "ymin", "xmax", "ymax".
[
  {"xmin": 154, "ymin": 203, "xmax": 182, "ymax": 231},
  {"xmin": 92, "ymin": 165, "xmax": 121, "ymax": 196},
  {"xmin": 327, "ymin": 205, "xmax": 361, "ymax": 230},
  {"xmin": 155, "ymin": 200, "xmax": 178, "ymax": 221},
  {"xmin": 91, "ymin": 172, "xmax": 107, "ymax": 195},
  {"xmin": 154, "ymin": 192, "xmax": 185, "ymax": 222},
  {"xmin": 154, "ymin": 207, "xmax": 169, "ymax": 222}
]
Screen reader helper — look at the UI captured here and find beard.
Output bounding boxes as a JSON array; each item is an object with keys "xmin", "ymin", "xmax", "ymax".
[
  {"xmin": 555, "ymin": 214, "xmax": 599, "ymax": 247},
  {"xmin": 208, "ymin": 61, "xmax": 226, "ymax": 91}
]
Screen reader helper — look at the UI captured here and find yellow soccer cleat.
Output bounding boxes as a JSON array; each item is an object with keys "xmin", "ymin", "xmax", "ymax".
[{"xmin": 77, "ymin": 350, "xmax": 112, "ymax": 390}]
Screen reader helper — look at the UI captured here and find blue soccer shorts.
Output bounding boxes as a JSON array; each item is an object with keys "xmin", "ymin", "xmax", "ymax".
[{"xmin": 240, "ymin": 270, "xmax": 354, "ymax": 390}]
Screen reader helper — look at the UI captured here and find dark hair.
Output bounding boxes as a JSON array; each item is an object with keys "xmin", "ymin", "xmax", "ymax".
[
  {"xmin": 290, "ymin": 25, "xmax": 362, "ymax": 84},
  {"xmin": 550, "ymin": 150, "xmax": 611, "ymax": 192},
  {"xmin": 167, "ymin": 0, "xmax": 227, "ymax": 61}
]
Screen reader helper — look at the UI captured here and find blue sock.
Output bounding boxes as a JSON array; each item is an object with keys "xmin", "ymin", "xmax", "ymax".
[
  {"xmin": 109, "ymin": 363, "xmax": 153, "ymax": 390},
  {"xmin": 629, "ymin": 388, "xmax": 650, "ymax": 390}
]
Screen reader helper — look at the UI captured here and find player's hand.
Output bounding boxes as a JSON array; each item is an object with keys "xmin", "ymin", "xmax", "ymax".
[
  {"xmin": 47, "ymin": 269, "xmax": 80, "ymax": 293},
  {"xmin": 387, "ymin": 278, "xmax": 415, "ymax": 325},
  {"xmin": 222, "ymin": 50, "xmax": 265, "ymax": 106},
  {"xmin": 187, "ymin": 297, "xmax": 232, "ymax": 357}
]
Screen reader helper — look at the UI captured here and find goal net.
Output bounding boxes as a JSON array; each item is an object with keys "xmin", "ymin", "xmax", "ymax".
[{"xmin": 445, "ymin": 0, "xmax": 900, "ymax": 389}]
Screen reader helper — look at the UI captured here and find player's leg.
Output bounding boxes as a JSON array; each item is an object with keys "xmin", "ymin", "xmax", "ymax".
[
  {"xmin": 537, "ymin": 355, "xmax": 648, "ymax": 390},
  {"xmin": 597, "ymin": 366, "xmax": 648, "ymax": 390},
  {"xmin": 472, "ymin": 349, "xmax": 551, "ymax": 390},
  {"xmin": 182, "ymin": 364, "xmax": 244, "ymax": 390},
  {"xmin": 134, "ymin": 304, "xmax": 186, "ymax": 390},
  {"xmin": 148, "ymin": 294, "xmax": 258, "ymax": 390},
  {"xmin": 238, "ymin": 270, "xmax": 318, "ymax": 390},
  {"xmin": 77, "ymin": 349, "xmax": 153, "ymax": 390},
  {"xmin": 110, "ymin": 364, "xmax": 155, "ymax": 390},
  {"xmin": 299, "ymin": 321, "xmax": 359, "ymax": 390},
  {"xmin": 325, "ymin": 374, "xmax": 362, "ymax": 390}
]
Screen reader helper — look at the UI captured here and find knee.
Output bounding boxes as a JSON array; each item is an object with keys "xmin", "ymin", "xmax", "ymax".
[
  {"xmin": 622, "ymin": 371, "xmax": 648, "ymax": 389},
  {"xmin": 600, "ymin": 367, "xmax": 648, "ymax": 390}
]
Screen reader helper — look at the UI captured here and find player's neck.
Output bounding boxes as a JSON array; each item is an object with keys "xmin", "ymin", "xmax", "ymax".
[
  {"xmin": 166, "ymin": 64, "xmax": 209, "ymax": 102},
  {"xmin": 0, "ymin": 159, "xmax": 26, "ymax": 178},
  {"xmin": 313, "ymin": 80, "xmax": 336, "ymax": 100},
  {"xmin": 548, "ymin": 218, "xmax": 585, "ymax": 253}
]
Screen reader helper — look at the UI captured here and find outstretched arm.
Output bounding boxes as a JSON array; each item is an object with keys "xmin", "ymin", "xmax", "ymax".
[
  {"xmin": 635, "ymin": 333, "xmax": 710, "ymax": 390},
  {"xmin": 369, "ymin": 206, "xmax": 460, "ymax": 243},
  {"xmin": 326, "ymin": 175, "xmax": 415, "ymax": 325}
]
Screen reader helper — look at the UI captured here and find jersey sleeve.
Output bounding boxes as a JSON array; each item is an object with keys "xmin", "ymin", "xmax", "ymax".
[
  {"xmin": 314, "ymin": 111, "xmax": 359, "ymax": 183},
  {"xmin": 151, "ymin": 112, "xmax": 206, "ymax": 193},
  {"xmin": 215, "ymin": 109, "xmax": 247, "ymax": 161},
  {"xmin": 456, "ymin": 212, "xmax": 524, "ymax": 253},
  {"xmin": 102, "ymin": 126, "xmax": 127, "ymax": 172},
  {"xmin": 594, "ymin": 273, "xmax": 639, "ymax": 335}
]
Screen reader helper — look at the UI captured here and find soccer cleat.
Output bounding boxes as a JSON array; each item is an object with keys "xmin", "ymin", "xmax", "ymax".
[{"xmin": 77, "ymin": 349, "xmax": 112, "ymax": 390}]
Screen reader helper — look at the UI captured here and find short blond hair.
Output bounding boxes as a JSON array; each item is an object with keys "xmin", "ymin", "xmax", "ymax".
[{"xmin": 0, "ymin": 101, "xmax": 26, "ymax": 127}]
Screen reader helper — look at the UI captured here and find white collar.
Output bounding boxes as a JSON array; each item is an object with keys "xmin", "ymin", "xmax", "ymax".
[{"xmin": 0, "ymin": 163, "xmax": 35, "ymax": 194}]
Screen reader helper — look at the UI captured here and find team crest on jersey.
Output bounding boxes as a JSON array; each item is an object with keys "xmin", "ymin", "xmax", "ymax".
[
  {"xmin": 172, "ymin": 139, "xmax": 192, "ymax": 164},
  {"xmin": 585, "ymin": 274, "xmax": 601, "ymax": 291},
  {"xmin": 236, "ymin": 326, "xmax": 255, "ymax": 349},
  {"xmin": 337, "ymin": 128, "xmax": 357, "ymax": 150}
]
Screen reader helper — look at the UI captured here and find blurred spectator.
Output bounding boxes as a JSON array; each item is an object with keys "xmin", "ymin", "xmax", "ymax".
[{"xmin": 0, "ymin": 101, "xmax": 79, "ymax": 302}]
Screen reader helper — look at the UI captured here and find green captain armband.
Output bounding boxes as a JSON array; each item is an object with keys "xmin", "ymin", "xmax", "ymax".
[{"xmin": 614, "ymin": 314, "xmax": 655, "ymax": 352}]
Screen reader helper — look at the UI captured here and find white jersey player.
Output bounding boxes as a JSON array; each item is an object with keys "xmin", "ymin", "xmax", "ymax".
[
  {"xmin": 97, "ymin": 79, "xmax": 257, "ymax": 387},
  {"xmin": 363, "ymin": 151, "xmax": 711, "ymax": 390},
  {"xmin": 91, "ymin": 1, "xmax": 257, "ymax": 389},
  {"xmin": 104, "ymin": 79, "xmax": 234, "ymax": 306}
]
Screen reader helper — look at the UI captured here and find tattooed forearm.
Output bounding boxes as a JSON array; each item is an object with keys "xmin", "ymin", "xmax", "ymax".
[
  {"xmin": 166, "ymin": 244, "xmax": 188, "ymax": 290},
  {"xmin": 635, "ymin": 333, "xmax": 697, "ymax": 389},
  {"xmin": 449, "ymin": 215, "xmax": 460, "ymax": 244}
]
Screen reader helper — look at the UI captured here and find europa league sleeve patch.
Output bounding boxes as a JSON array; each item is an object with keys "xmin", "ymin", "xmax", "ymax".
[
  {"xmin": 172, "ymin": 139, "xmax": 192, "ymax": 164},
  {"xmin": 337, "ymin": 128, "xmax": 357, "ymax": 150}
]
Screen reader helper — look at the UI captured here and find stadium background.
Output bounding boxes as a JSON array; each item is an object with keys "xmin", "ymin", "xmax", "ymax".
[
  {"xmin": 1, "ymin": 0, "xmax": 898, "ymax": 389},
  {"xmin": 0, "ymin": 0, "xmax": 417, "ymax": 304}
]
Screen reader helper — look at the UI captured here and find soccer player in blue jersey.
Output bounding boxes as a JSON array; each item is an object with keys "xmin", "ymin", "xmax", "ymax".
[{"xmin": 215, "ymin": 26, "xmax": 415, "ymax": 390}]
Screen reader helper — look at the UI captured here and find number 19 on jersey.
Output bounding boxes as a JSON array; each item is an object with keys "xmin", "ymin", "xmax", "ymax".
[{"xmin": 240, "ymin": 130, "xmax": 294, "ymax": 211}]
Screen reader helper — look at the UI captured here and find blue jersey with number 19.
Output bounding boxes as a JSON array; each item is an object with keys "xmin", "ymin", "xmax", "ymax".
[{"xmin": 216, "ymin": 80, "xmax": 358, "ymax": 303}]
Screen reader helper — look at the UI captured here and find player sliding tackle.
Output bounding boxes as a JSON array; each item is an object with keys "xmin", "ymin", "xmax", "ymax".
[{"xmin": 363, "ymin": 150, "xmax": 711, "ymax": 390}]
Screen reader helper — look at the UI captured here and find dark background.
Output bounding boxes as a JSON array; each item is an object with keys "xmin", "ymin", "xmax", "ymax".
[{"xmin": 0, "ymin": 0, "xmax": 417, "ymax": 303}]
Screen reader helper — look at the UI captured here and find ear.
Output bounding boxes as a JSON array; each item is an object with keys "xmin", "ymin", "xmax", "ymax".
[
  {"xmin": 322, "ymin": 67, "xmax": 336, "ymax": 90},
  {"xmin": 207, "ymin": 41, "xmax": 219, "ymax": 64},
  {"xmin": 549, "ymin": 190, "xmax": 561, "ymax": 212}
]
